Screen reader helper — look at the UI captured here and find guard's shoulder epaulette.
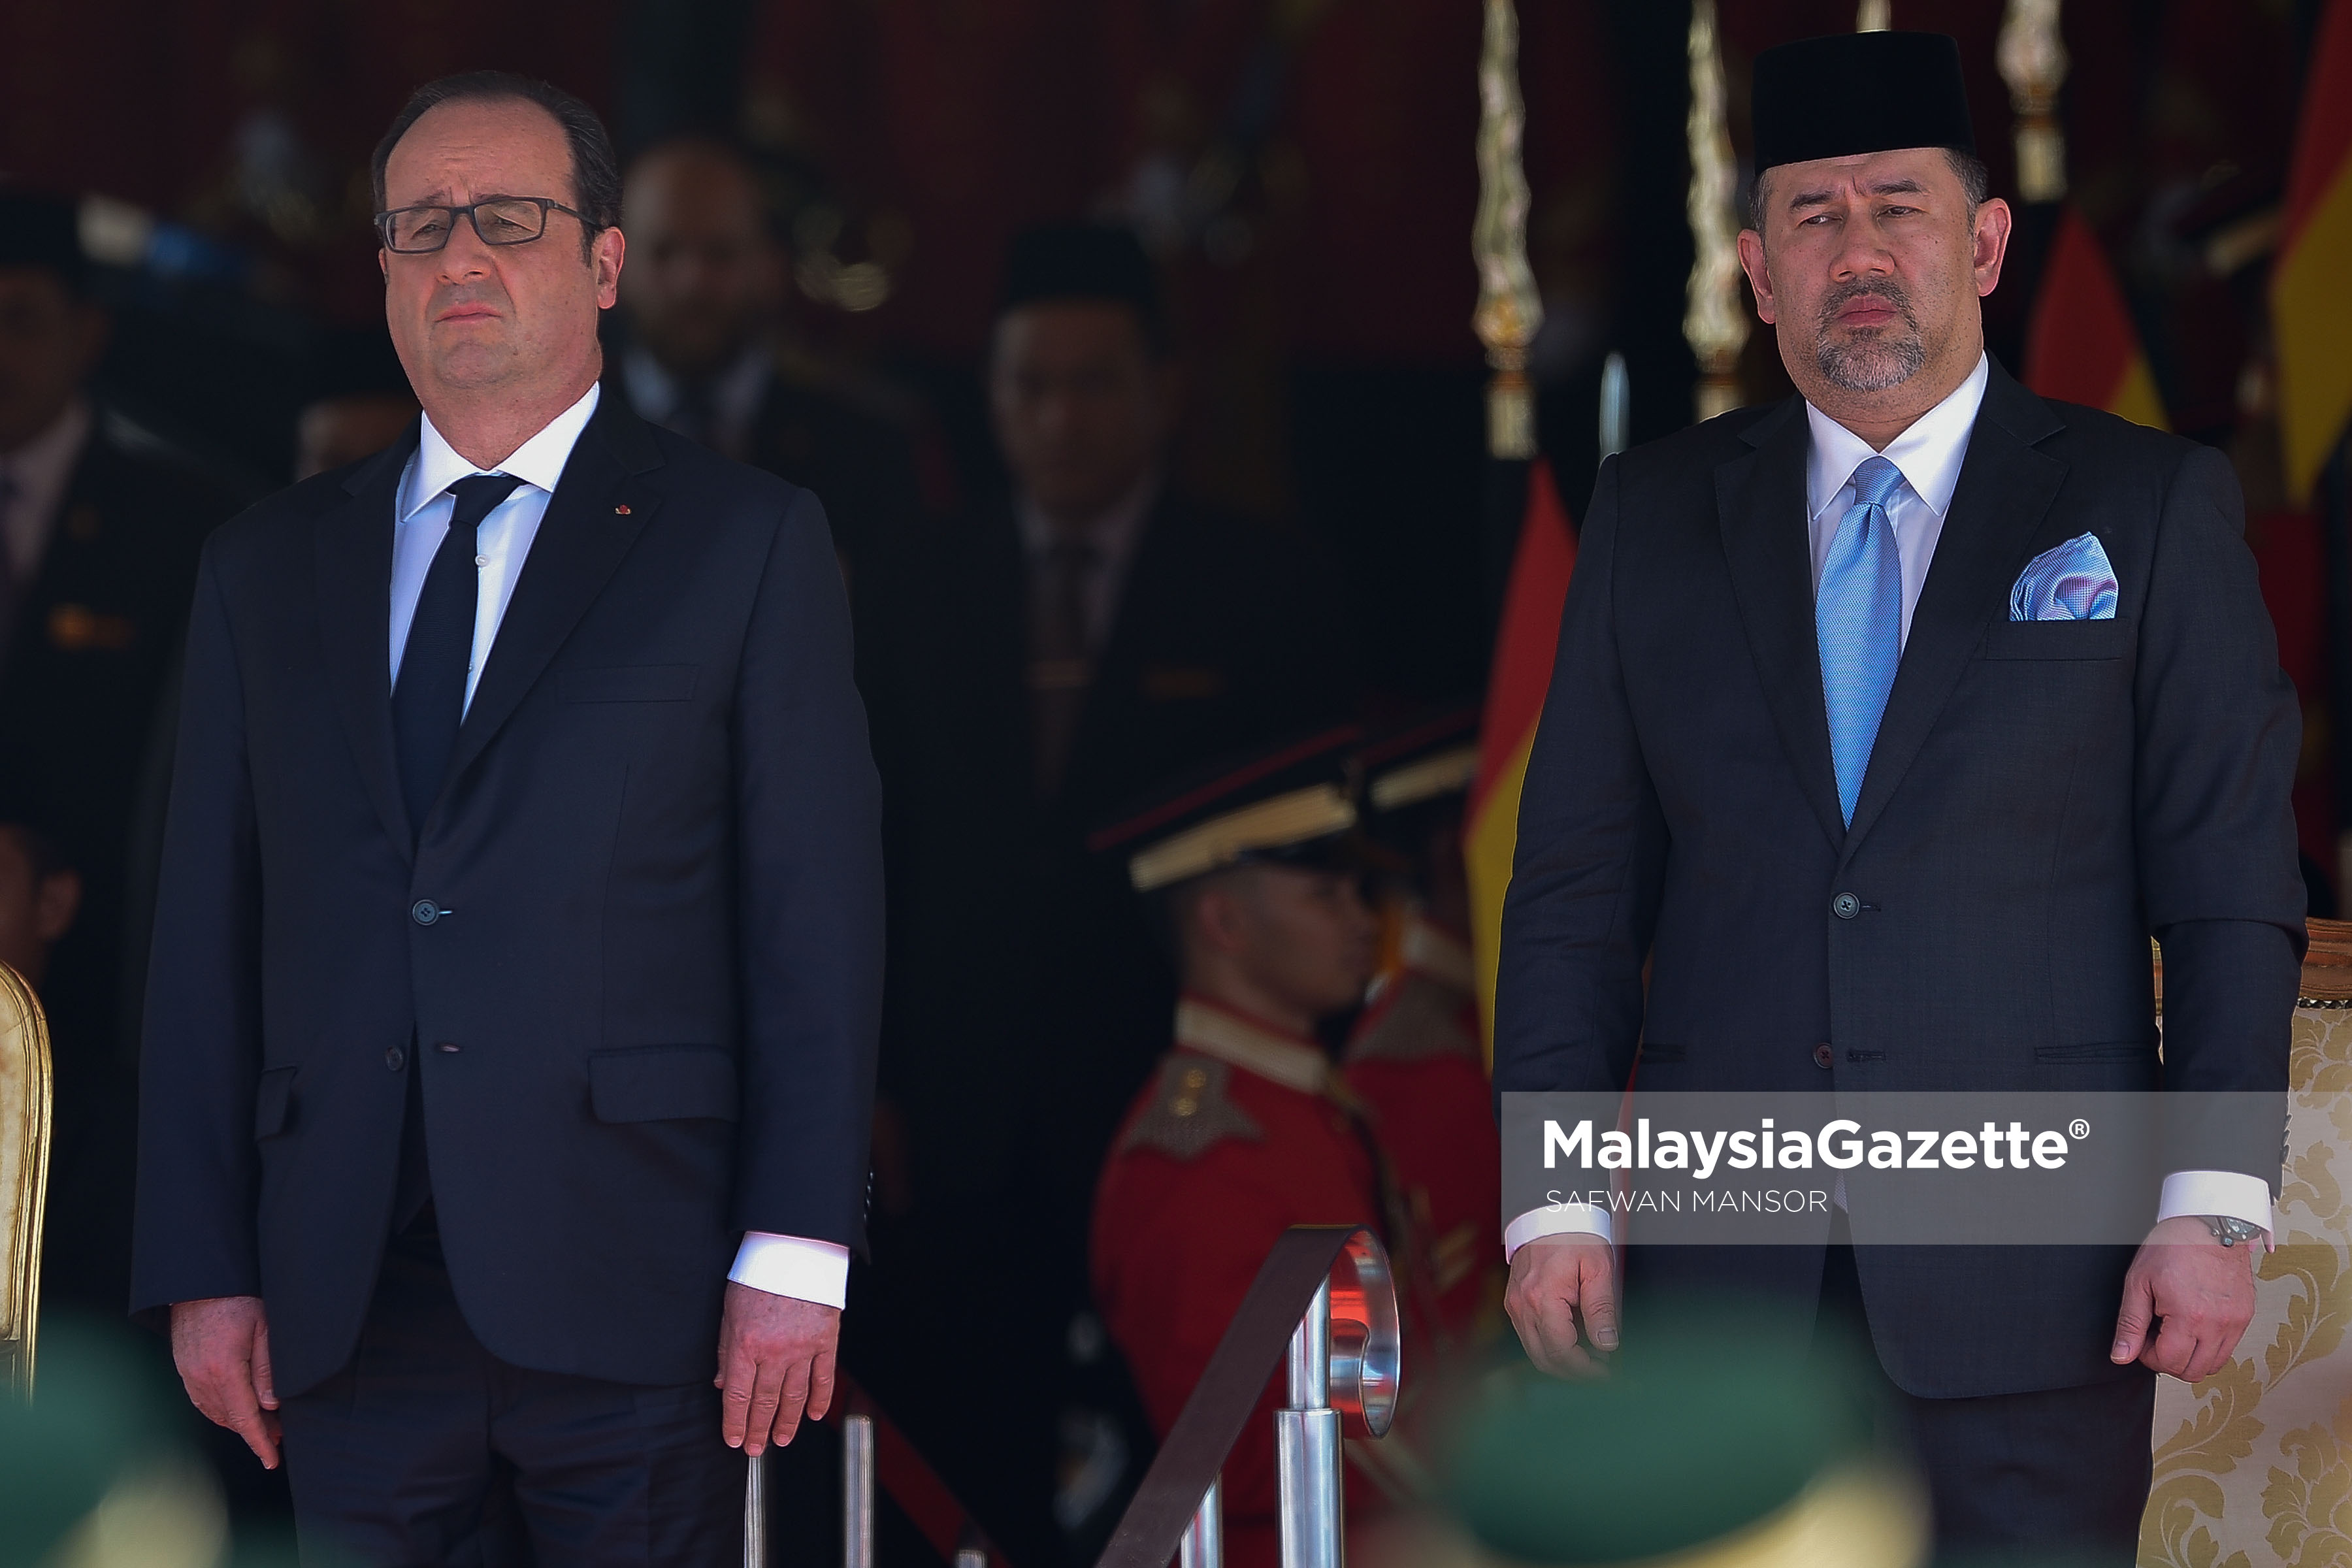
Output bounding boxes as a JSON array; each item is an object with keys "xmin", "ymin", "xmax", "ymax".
[
  {"xmin": 1346, "ymin": 974, "xmax": 1479, "ymax": 1068},
  {"xmin": 1117, "ymin": 1052, "xmax": 1265, "ymax": 1163}
]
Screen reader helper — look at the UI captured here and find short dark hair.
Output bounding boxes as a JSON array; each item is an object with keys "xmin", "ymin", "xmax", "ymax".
[
  {"xmin": 1748, "ymin": 147, "xmax": 1990, "ymax": 231},
  {"xmin": 998, "ymin": 222, "xmax": 1169, "ymax": 357},
  {"xmin": 0, "ymin": 189, "xmax": 91, "ymax": 297},
  {"xmin": 372, "ymin": 72, "xmax": 621, "ymax": 260}
]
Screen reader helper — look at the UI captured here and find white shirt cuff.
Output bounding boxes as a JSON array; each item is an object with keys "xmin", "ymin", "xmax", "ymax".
[
  {"xmin": 1503, "ymin": 1202, "xmax": 1614, "ymax": 1260},
  {"xmin": 2156, "ymin": 1170, "xmax": 2274, "ymax": 1242},
  {"xmin": 728, "ymin": 1232, "xmax": 850, "ymax": 1308}
]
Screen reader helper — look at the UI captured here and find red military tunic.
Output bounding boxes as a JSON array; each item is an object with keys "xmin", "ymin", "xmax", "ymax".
[
  {"xmin": 1090, "ymin": 996, "xmax": 1387, "ymax": 1567},
  {"xmin": 1343, "ymin": 913, "xmax": 1503, "ymax": 1352}
]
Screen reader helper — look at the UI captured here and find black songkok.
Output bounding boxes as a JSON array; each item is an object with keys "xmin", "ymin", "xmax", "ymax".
[
  {"xmin": 998, "ymin": 222, "xmax": 1162, "ymax": 340},
  {"xmin": 1750, "ymin": 31, "xmax": 1978, "ymax": 174},
  {"xmin": 0, "ymin": 189, "xmax": 88, "ymax": 294}
]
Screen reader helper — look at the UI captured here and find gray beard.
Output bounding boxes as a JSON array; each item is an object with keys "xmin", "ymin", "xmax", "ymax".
[{"xmin": 1813, "ymin": 283, "xmax": 1927, "ymax": 393}]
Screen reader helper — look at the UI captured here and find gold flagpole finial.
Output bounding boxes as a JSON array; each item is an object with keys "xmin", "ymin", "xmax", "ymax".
[
  {"xmin": 1473, "ymin": 0, "xmax": 1543, "ymax": 460},
  {"xmin": 1999, "ymin": 0, "xmax": 2069, "ymax": 202},
  {"xmin": 1684, "ymin": 0, "xmax": 1749, "ymax": 422}
]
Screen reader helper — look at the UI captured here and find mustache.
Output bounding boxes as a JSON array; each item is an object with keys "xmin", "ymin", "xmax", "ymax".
[
  {"xmin": 1816, "ymin": 278, "xmax": 1918, "ymax": 334},
  {"xmin": 429, "ymin": 285, "xmax": 510, "ymax": 316}
]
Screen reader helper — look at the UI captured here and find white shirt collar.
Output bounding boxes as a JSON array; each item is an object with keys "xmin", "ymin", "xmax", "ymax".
[
  {"xmin": 0, "ymin": 397, "xmax": 94, "ymax": 504},
  {"xmin": 401, "ymin": 382, "xmax": 602, "ymax": 522},
  {"xmin": 1017, "ymin": 469, "xmax": 1160, "ymax": 562},
  {"xmin": 1804, "ymin": 352, "xmax": 1989, "ymax": 522}
]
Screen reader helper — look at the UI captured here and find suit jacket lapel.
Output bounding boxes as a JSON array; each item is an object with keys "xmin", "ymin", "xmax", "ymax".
[
  {"xmin": 1717, "ymin": 399, "xmax": 1847, "ymax": 850},
  {"xmin": 1839, "ymin": 365, "xmax": 2066, "ymax": 859},
  {"xmin": 444, "ymin": 398, "xmax": 662, "ymax": 786},
  {"xmin": 316, "ymin": 429, "xmax": 420, "ymax": 855}
]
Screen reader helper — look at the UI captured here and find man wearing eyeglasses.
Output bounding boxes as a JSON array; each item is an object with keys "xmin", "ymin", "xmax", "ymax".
[{"xmin": 131, "ymin": 71, "xmax": 884, "ymax": 1563}]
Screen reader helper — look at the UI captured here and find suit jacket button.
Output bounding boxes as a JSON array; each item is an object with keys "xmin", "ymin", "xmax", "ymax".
[
  {"xmin": 1831, "ymin": 892, "xmax": 1860, "ymax": 919},
  {"xmin": 386, "ymin": 1045, "xmax": 406, "ymax": 1071},
  {"xmin": 1813, "ymin": 1043, "xmax": 1835, "ymax": 1070},
  {"xmin": 412, "ymin": 900, "xmax": 438, "ymax": 926}
]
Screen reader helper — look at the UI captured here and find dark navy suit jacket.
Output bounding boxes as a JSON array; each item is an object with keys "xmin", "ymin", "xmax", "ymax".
[
  {"xmin": 1494, "ymin": 363, "xmax": 2301, "ymax": 1397},
  {"xmin": 131, "ymin": 395, "xmax": 884, "ymax": 1397}
]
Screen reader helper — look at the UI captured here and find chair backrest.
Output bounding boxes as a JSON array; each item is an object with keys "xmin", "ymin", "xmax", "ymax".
[
  {"xmin": 2140, "ymin": 917, "xmax": 2352, "ymax": 1563},
  {"xmin": 0, "ymin": 962, "xmax": 50, "ymax": 1397}
]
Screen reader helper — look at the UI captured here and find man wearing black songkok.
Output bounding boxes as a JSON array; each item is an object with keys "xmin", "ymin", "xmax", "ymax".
[{"xmin": 1495, "ymin": 31, "xmax": 2296, "ymax": 1563}]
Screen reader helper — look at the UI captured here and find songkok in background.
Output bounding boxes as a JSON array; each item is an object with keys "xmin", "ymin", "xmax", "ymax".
[
  {"xmin": 998, "ymin": 221, "xmax": 1164, "ymax": 345},
  {"xmin": 0, "ymin": 189, "xmax": 90, "ymax": 294},
  {"xmin": 1749, "ymin": 31, "xmax": 1977, "ymax": 175}
]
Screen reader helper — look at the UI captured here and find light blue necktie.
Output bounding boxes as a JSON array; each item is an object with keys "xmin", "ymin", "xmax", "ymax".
[{"xmin": 1817, "ymin": 455, "xmax": 1905, "ymax": 826}]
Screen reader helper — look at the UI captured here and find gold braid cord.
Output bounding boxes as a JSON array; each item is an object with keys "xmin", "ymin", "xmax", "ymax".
[
  {"xmin": 1684, "ymin": 0, "xmax": 1749, "ymax": 422},
  {"xmin": 1472, "ymin": 0, "xmax": 1543, "ymax": 460},
  {"xmin": 1999, "ymin": 0, "xmax": 2070, "ymax": 203}
]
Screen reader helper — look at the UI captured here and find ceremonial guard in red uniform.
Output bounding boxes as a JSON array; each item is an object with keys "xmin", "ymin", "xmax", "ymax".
[
  {"xmin": 1344, "ymin": 711, "xmax": 1503, "ymax": 1353},
  {"xmin": 1088, "ymin": 727, "xmax": 1407, "ymax": 1566}
]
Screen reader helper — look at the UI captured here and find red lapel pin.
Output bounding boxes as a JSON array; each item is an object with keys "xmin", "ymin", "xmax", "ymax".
[{"xmin": 614, "ymin": 503, "xmax": 632, "ymax": 515}]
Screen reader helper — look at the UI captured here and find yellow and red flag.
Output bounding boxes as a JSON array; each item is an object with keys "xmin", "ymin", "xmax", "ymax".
[
  {"xmin": 2022, "ymin": 206, "xmax": 2166, "ymax": 431},
  {"xmin": 2275, "ymin": 0, "xmax": 2352, "ymax": 502},
  {"xmin": 1465, "ymin": 459, "xmax": 1576, "ymax": 1054}
]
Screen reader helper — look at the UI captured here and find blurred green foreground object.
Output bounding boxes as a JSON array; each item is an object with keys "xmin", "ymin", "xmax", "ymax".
[
  {"xmin": 1438, "ymin": 1310, "xmax": 1929, "ymax": 1568},
  {"xmin": 0, "ymin": 1321, "xmax": 246, "ymax": 1568}
]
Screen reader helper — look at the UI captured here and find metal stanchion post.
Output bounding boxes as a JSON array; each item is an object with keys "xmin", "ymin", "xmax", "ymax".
[
  {"xmin": 1275, "ymin": 1276, "xmax": 1341, "ymax": 1568},
  {"xmin": 743, "ymin": 1450, "xmax": 768, "ymax": 1567},
  {"xmin": 843, "ymin": 1413, "xmax": 875, "ymax": 1568},
  {"xmin": 1181, "ymin": 1474, "xmax": 1225, "ymax": 1568}
]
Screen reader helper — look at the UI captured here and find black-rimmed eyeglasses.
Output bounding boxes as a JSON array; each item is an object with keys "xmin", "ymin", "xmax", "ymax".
[{"xmin": 374, "ymin": 197, "xmax": 592, "ymax": 254}]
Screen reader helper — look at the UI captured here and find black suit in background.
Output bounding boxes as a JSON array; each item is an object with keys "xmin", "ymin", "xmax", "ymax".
[
  {"xmin": 740, "ymin": 368, "xmax": 927, "ymax": 585},
  {"xmin": 131, "ymin": 396, "xmax": 883, "ymax": 1556},
  {"xmin": 852, "ymin": 489, "xmax": 1354, "ymax": 1561},
  {"xmin": 1495, "ymin": 365, "xmax": 2300, "ymax": 1558},
  {"xmin": 868, "ymin": 489, "xmax": 1356, "ymax": 1204},
  {"xmin": 0, "ymin": 413, "xmax": 240, "ymax": 1318},
  {"xmin": 615, "ymin": 352, "xmax": 928, "ymax": 590}
]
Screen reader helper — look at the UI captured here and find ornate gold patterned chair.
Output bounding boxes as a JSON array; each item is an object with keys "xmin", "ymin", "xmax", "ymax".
[
  {"xmin": 2140, "ymin": 917, "xmax": 2352, "ymax": 1567},
  {"xmin": 0, "ymin": 962, "xmax": 49, "ymax": 1398}
]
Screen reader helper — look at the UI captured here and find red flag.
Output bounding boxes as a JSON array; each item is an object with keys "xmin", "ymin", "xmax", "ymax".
[{"xmin": 2023, "ymin": 207, "xmax": 2166, "ymax": 429}]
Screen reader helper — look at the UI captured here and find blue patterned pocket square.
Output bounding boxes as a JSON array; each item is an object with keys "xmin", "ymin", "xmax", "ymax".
[{"xmin": 2009, "ymin": 533, "xmax": 2118, "ymax": 621}]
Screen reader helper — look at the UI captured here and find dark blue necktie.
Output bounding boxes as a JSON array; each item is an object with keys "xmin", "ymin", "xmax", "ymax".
[{"xmin": 393, "ymin": 473, "xmax": 521, "ymax": 839}]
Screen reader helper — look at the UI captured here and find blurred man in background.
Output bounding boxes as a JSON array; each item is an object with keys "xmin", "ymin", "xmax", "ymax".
[
  {"xmin": 293, "ymin": 327, "xmax": 417, "ymax": 482},
  {"xmin": 849, "ymin": 221, "xmax": 1356, "ymax": 1559},
  {"xmin": 0, "ymin": 191, "xmax": 238, "ymax": 1303},
  {"xmin": 1345, "ymin": 710, "xmax": 1503, "ymax": 1356},
  {"xmin": 616, "ymin": 136, "xmax": 921, "ymax": 580}
]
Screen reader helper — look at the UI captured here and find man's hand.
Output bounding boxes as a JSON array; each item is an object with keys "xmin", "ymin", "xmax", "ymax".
[
  {"xmin": 170, "ymin": 1296, "xmax": 280, "ymax": 1469},
  {"xmin": 2110, "ymin": 1215, "xmax": 2259, "ymax": 1382},
  {"xmin": 1503, "ymin": 1233, "xmax": 1618, "ymax": 1378},
  {"xmin": 716, "ymin": 1282, "xmax": 840, "ymax": 1455}
]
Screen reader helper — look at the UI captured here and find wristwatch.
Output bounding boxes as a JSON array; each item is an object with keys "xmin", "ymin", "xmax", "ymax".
[{"xmin": 2197, "ymin": 1215, "xmax": 2266, "ymax": 1249}]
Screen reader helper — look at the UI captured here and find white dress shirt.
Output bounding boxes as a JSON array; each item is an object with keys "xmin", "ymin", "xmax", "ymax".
[
  {"xmin": 0, "ymin": 397, "xmax": 95, "ymax": 585},
  {"xmin": 1504, "ymin": 355, "xmax": 2272, "ymax": 1259},
  {"xmin": 393, "ymin": 382, "xmax": 848, "ymax": 1309}
]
